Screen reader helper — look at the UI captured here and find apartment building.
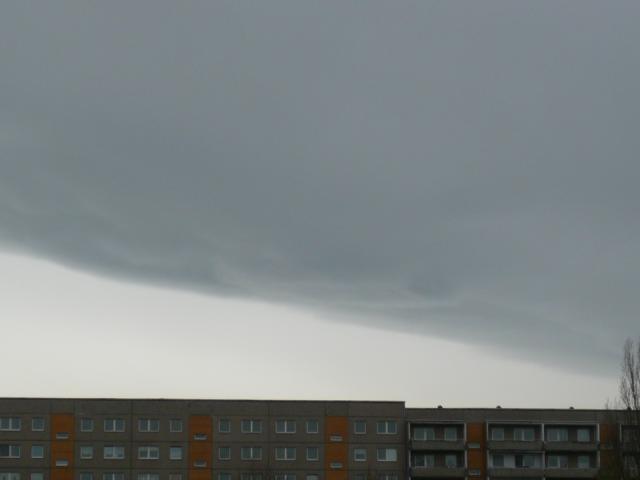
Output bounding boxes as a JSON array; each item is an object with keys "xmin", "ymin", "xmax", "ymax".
[{"xmin": 0, "ymin": 399, "xmax": 634, "ymax": 480}]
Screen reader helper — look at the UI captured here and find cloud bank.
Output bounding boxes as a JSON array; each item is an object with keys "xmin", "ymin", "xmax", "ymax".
[{"xmin": 1, "ymin": 1, "xmax": 639, "ymax": 373}]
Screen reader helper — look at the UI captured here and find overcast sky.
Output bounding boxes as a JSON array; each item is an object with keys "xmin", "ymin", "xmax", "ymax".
[{"xmin": 1, "ymin": 1, "xmax": 638, "ymax": 406}]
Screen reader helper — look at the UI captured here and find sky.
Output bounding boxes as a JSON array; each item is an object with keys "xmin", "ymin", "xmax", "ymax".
[{"xmin": 0, "ymin": 1, "xmax": 638, "ymax": 406}]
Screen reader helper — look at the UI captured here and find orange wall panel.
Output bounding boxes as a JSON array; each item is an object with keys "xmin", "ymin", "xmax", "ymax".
[
  {"xmin": 51, "ymin": 471, "xmax": 74, "ymax": 480},
  {"xmin": 189, "ymin": 470, "xmax": 212, "ymax": 480},
  {"xmin": 324, "ymin": 443, "xmax": 348, "ymax": 469},
  {"xmin": 325, "ymin": 416, "xmax": 348, "ymax": 442},
  {"xmin": 51, "ymin": 414, "xmax": 75, "ymax": 440},
  {"xmin": 466, "ymin": 423, "xmax": 485, "ymax": 444},
  {"xmin": 599, "ymin": 423, "xmax": 617, "ymax": 445},
  {"xmin": 326, "ymin": 472, "xmax": 348, "ymax": 480},
  {"xmin": 189, "ymin": 415, "xmax": 213, "ymax": 438},
  {"xmin": 50, "ymin": 414, "xmax": 74, "ymax": 471}
]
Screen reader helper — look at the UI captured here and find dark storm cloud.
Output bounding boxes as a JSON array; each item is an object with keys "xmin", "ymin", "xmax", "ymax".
[{"xmin": 1, "ymin": 1, "xmax": 639, "ymax": 373}]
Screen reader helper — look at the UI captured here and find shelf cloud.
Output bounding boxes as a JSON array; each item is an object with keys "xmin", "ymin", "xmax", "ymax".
[{"xmin": 1, "ymin": 1, "xmax": 639, "ymax": 374}]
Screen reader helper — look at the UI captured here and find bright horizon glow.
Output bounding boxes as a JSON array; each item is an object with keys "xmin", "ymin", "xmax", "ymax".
[{"xmin": 0, "ymin": 252, "xmax": 617, "ymax": 408}]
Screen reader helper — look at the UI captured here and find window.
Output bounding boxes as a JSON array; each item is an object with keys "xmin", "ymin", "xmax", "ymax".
[
  {"xmin": 378, "ymin": 475, "xmax": 398, "ymax": 480},
  {"xmin": 80, "ymin": 473, "xmax": 94, "ymax": 480},
  {"xmin": 80, "ymin": 446, "xmax": 94, "ymax": 459},
  {"xmin": 30, "ymin": 474, "xmax": 43, "ymax": 480},
  {"xmin": 413, "ymin": 426, "xmax": 435, "ymax": 441},
  {"xmin": 193, "ymin": 433, "xmax": 207, "ymax": 441},
  {"xmin": 330, "ymin": 462, "xmax": 343, "ymax": 469},
  {"xmin": 104, "ymin": 446, "xmax": 125, "ymax": 459},
  {"xmin": 169, "ymin": 474, "xmax": 182, "ymax": 480},
  {"xmin": 218, "ymin": 474, "xmax": 231, "ymax": 480},
  {"xmin": 0, "ymin": 418, "xmax": 21, "ymax": 431},
  {"xmin": 241, "ymin": 446, "xmax": 262, "ymax": 460},
  {"xmin": 513, "ymin": 427, "xmax": 535, "ymax": 441},
  {"xmin": 219, "ymin": 447, "xmax": 231, "ymax": 460},
  {"xmin": 169, "ymin": 419, "xmax": 183, "ymax": 433},
  {"xmin": 444, "ymin": 427, "xmax": 457, "ymax": 441},
  {"xmin": 80, "ymin": 418, "xmax": 94, "ymax": 432},
  {"xmin": 55, "ymin": 460, "xmax": 69, "ymax": 467},
  {"xmin": 274, "ymin": 475, "xmax": 296, "ymax": 480},
  {"xmin": 577, "ymin": 428, "xmax": 590, "ymax": 442},
  {"xmin": 354, "ymin": 448, "xmax": 367, "ymax": 462},
  {"xmin": 193, "ymin": 460, "xmax": 207, "ymax": 468},
  {"xmin": 0, "ymin": 474, "xmax": 20, "ymax": 480},
  {"xmin": 515, "ymin": 454, "xmax": 539, "ymax": 468},
  {"xmin": 169, "ymin": 447, "xmax": 183, "ymax": 460},
  {"xmin": 413, "ymin": 453, "xmax": 434, "ymax": 468},
  {"xmin": 468, "ymin": 470, "xmax": 481, "ymax": 477},
  {"xmin": 31, "ymin": 418, "xmax": 45, "ymax": 432},
  {"xmin": 56, "ymin": 433, "xmax": 69, "ymax": 440},
  {"xmin": 445, "ymin": 455, "xmax": 457, "ymax": 468},
  {"xmin": 31, "ymin": 445, "xmax": 44, "ymax": 459},
  {"xmin": 104, "ymin": 419, "xmax": 125, "ymax": 433},
  {"xmin": 275, "ymin": 447, "xmax": 296, "ymax": 460},
  {"xmin": 578, "ymin": 455, "xmax": 591, "ymax": 468},
  {"xmin": 354, "ymin": 420, "xmax": 366, "ymax": 434},
  {"xmin": 306, "ymin": 475, "xmax": 319, "ymax": 480},
  {"xmin": 376, "ymin": 421, "xmax": 397, "ymax": 435},
  {"xmin": 241, "ymin": 420, "xmax": 262, "ymax": 434},
  {"xmin": 138, "ymin": 419, "xmax": 160, "ymax": 433},
  {"xmin": 306, "ymin": 420, "xmax": 319, "ymax": 434},
  {"xmin": 138, "ymin": 446, "xmax": 159, "ymax": 460},
  {"xmin": 491, "ymin": 428, "xmax": 504, "ymax": 441},
  {"xmin": 547, "ymin": 455, "xmax": 568, "ymax": 468},
  {"xmin": 275, "ymin": 420, "xmax": 296, "ymax": 434},
  {"xmin": 306, "ymin": 446, "xmax": 319, "ymax": 461},
  {"xmin": 218, "ymin": 419, "xmax": 231, "ymax": 433},
  {"xmin": 376, "ymin": 448, "xmax": 397, "ymax": 462},
  {"xmin": 0, "ymin": 445, "xmax": 21, "ymax": 458},
  {"xmin": 137, "ymin": 474, "xmax": 159, "ymax": 480},
  {"xmin": 546, "ymin": 428, "xmax": 568, "ymax": 442},
  {"xmin": 492, "ymin": 455, "xmax": 504, "ymax": 468},
  {"xmin": 103, "ymin": 473, "xmax": 125, "ymax": 480}
]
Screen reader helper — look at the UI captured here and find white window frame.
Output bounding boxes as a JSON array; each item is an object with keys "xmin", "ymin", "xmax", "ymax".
[
  {"xmin": 217, "ymin": 474, "xmax": 231, "ymax": 480},
  {"xmin": 138, "ymin": 419, "xmax": 160, "ymax": 433},
  {"xmin": 240, "ymin": 446, "xmax": 262, "ymax": 460},
  {"xmin": 169, "ymin": 447, "xmax": 183, "ymax": 460},
  {"xmin": 31, "ymin": 418, "xmax": 45, "ymax": 432},
  {"xmin": 492, "ymin": 454, "xmax": 504, "ymax": 468},
  {"xmin": 354, "ymin": 420, "xmax": 366, "ymax": 434},
  {"xmin": 30, "ymin": 474, "xmax": 44, "ymax": 480},
  {"xmin": 376, "ymin": 421, "xmax": 397, "ymax": 435},
  {"xmin": 80, "ymin": 473, "xmax": 94, "ymax": 480},
  {"xmin": 306, "ymin": 420, "xmax": 319, "ymax": 434},
  {"xmin": 514, "ymin": 427, "xmax": 535, "ymax": 441},
  {"xmin": 218, "ymin": 446, "xmax": 231, "ymax": 460},
  {"xmin": 275, "ymin": 447, "xmax": 296, "ymax": 461},
  {"xmin": 137, "ymin": 474, "xmax": 159, "ymax": 480},
  {"xmin": 80, "ymin": 418, "xmax": 94, "ymax": 432},
  {"xmin": 218, "ymin": 419, "xmax": 231, "ymax": 433},
  {"xmin": 138, "ymin": 446, "xmax": 160, "ymax": 460},
  {"xmin": 168, "ymin": 474, "xmax": 182, "ymax": 480},
  {"xmin": 241, "ymin": 420, "xmax": 262, "ymax": 434},
  {"xmin": 31, "ymin": 445, "xmax": 44, "ymax": 459},
  {"xmin": 169, "ymin": 419, "xmax": 183, "ymax": 433},
  {"xmin": 104, "ymin": 419, "xmax": 126, "ymax": 433},
  {"xmin": 274, "ymin": 475, "xmax": 296, "ymax": 480},
  {"xmin": 491, "ymin": 427, "xmax": 504, "ymax": 441},
  {"xmin": 80, "ymin": 446, "xmax": 94, "ymax": 459},
  {"xmin": 354, "ymin": 448, "xmax": 367, "ymax": 462},
  {"xmin": 376, "ymin": 448, "xmax": 397, "ymax": 462},
  {"xmin": 547, "ymin": 428, "xmax": 568, "ymax": 442},
  {"xmin": 0, "ymin": 474, "xmax": 20, "ymax": 480},
  {"xmin": 0, "ymin": 445, "xmax": 21, "ymax": 458},
  {"xmin": 578, "ymin": 455, "xmax": 591, "ymax": 469},
  {"xmin": 104, "ymin": 446, "xmax": 125, "ymax": 460},
  {"xmin": 0, "ymin": 418, "xmax": 21, "ymax": 431},
  {"xmin": 413, "ymin": 426, "xmax": 435, "ymax": 441},
  {"xmin": 412, "ymin": 453, "xmax": 434, "ymax": 468},
  {"xmin": 275, "ymin": 420, "xmax": 296, "ymax": 434},
  {"xmin": 56, "ymin": 460, "xmax": 69, "ymax": 467},
  {"xmin": 306, "ymin": 446, "xmax": 319, "ymax": 461},
  {"xmin": 103, "ymin": 473, "xmax": 125, "ymax": 480}
]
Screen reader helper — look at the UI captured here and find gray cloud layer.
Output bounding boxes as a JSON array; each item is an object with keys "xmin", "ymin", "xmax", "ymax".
[{"xmin": 1, "ymin": 1, "xmax": 639, "ymax": 374}]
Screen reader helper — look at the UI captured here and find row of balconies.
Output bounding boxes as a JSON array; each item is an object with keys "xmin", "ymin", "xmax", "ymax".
[
  {"xmin": 409, "ymin": 467, "xmax": 599, "ymax": 479},
  {"xmin": 409, "ymin": 440, "xmax": 599, "ymax": 451}
]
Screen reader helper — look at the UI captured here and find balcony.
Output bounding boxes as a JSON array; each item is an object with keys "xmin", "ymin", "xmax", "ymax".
[
  {"xmin": 543, "ymin": 468, "xmax": 598, "ymax": 479},
  {"xmin": 544, "ymin": 442, "xmax": 598, "ymax": 452},
  {"xmin": 410, "ymin": 467, "xmax": 466, "ymax": 478},
  {"xmin": 488, "ymin": 468, "xmax": 545, "ymax": 478},
  {"xmin": 488, "ymin": 441, "xmax": 544, "ymax": 451},
  {"xmin": 410, "ymin": 440, "xmax": 465, "ymax": 451}
]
